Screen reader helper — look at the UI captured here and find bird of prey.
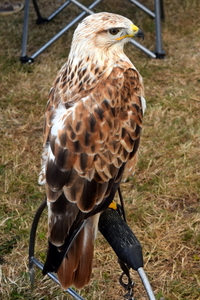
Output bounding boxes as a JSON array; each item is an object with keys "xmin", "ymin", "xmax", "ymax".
[{"xmin": 38, "ymin": 12, "xmax": 146, "ymax": 290}]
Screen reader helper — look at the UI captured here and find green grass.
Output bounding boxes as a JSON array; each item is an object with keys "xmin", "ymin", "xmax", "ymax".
[{"xmin": 0, "ymin": 0, "xmax": 200, "ymax": 299}]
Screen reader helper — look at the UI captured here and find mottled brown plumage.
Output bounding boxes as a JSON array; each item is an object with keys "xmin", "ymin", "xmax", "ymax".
[{"xmin": 38, "ymin": 12, "xmax": 146, "ymax": 289}]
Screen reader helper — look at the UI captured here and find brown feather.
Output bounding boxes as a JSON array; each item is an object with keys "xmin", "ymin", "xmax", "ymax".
[{"xmin": 57, "ymin": 215, "xmax": 99, "ymax": 289}]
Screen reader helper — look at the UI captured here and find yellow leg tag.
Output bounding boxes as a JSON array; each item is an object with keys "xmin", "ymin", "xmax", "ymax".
[{"xmin": 108, "ymin": 201, "xmax": 117, "ymax": 210}]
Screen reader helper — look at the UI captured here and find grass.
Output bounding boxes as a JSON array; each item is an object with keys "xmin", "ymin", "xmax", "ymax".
[{"xmin": 0, "ymin": 0, "xmax": 200, "ymax": 299}]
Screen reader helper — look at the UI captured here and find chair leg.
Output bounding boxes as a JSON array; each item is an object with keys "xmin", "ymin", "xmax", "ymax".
[
  {"xmin": 154, "ymin": 0, "xmax": 165, "ymax": 58},
  {"xmin": 32, "ymin": 0, "xmax": 47, "ymax": 24},
  {"xmin": 20, "ymin": 0, "xmax": 32, "ymax": 62},
  {"xmin": 20, "ymin": 0, "xmax": 48, "ymax": 63},
  {"xmin": 128, "ymin": 0, "xmax": 155, "ymax": 18},
  {"xmin": 160, "ymin": 0, "xmax": 165, "ymax": 20}
]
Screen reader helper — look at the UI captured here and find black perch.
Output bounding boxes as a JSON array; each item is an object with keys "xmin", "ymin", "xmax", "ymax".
[
  {"xmin": 99, "ymin": 207, "xmax": 156, "ymax": 300},
  {"xmin": 29, "ymin": 201, "xmax": 156, "ymax": 300},
  {"xmin": 99, "ymin": 207, "xmax": 143, "ymax": 270}
]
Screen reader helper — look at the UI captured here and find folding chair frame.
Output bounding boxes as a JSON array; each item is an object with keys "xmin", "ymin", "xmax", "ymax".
[{"xmin": 20, "ymin": 0, "xmax": 165, "ymax": 63}]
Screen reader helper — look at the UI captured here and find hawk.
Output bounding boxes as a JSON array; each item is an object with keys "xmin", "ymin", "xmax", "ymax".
[{"xmin": 38, "ymin": 12, "xmax": 146, "ymax": 290}]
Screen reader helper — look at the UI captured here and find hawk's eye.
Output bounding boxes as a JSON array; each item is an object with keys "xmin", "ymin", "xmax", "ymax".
[{"xmin": 109, "ymin": 28, "xmax": 120, "ymax": 35}]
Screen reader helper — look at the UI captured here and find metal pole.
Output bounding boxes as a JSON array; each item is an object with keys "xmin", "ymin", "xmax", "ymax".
[
  {"xmin": 137, "ymin": 267, "xmax": 156, "ymax": 300},
  {"xmin": 32, "ymin": 0, "xmax": 43, "ymax": 20},
  {"xmin": 70, "ymin": 0, "xmax": 95, "ymax": 15},
  {"xmin": 154, "ymin": 0, "xmax": 165, "ymax": 58},
  {"xmin": 47, "ymin": 0, "xmax": 71, "ymax": 21},
  {"xmin": 31, "ymin": 257, "xmax": 86, "ymax": 300},
  {"xmin": 128, "ymin": 0, "xmax": 155, "ymax": 18},
  {"xmin": 129, "ymin": 39, "xmax": 157, "ymax": 58},
  {"xmin": 21, "ymin": 0, "xmax": 30, "ymax": 58}
]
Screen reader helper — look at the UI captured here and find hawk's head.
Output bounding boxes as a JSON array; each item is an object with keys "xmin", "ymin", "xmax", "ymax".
[{"xmin": 69, "ymin": 12, "xmax": 144, "ymax": 59}]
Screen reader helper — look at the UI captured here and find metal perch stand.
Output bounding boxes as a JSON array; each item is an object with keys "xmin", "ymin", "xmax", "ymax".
[{"xmin": 29, "ymin": 197, "xmax": 156, "ymax": 299}]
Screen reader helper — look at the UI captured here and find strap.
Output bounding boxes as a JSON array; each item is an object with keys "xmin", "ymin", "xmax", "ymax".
[
  {"xmin": 118, "ymin": 259, "xmax": 135, "ymax": 300},
  {"xmin": 116, "ymin": 188, "xmax": 135, "ymax": 299}
]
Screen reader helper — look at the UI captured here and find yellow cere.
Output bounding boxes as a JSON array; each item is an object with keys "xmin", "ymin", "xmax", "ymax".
[
  {"xmin": 131, "ymin": 24, "xmax": 139, "ymax": 32},
  {"xmin": 108, "ymin": 201, "xmax": 117, "ymax": 210},
  {"xmin": 115, "ymin": 24, "xmax": 139, "ymax": 41}
]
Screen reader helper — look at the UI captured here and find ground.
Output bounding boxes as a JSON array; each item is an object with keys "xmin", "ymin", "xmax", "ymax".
[{"xmin": 0, "ymin": 0, "xmax": 200, "ymax": 299}]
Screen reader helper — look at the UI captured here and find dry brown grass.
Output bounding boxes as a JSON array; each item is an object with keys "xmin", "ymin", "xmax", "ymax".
[{"xmin": 0, "ymin": 0, "xmax": 200, "ymax": 299}]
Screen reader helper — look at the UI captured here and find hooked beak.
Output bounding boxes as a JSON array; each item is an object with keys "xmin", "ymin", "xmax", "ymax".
[{"xmin": 134, "ymin": 28, "xmax": 144, "ymax": 40}]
